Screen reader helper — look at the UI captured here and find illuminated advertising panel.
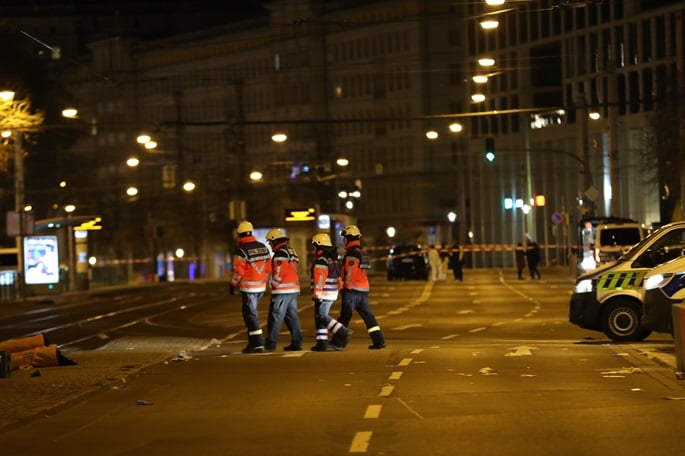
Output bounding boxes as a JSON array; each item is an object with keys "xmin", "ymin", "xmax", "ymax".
[{"xmin": 23, "ymin": 235, "xmax": 60, "ymax": 285}]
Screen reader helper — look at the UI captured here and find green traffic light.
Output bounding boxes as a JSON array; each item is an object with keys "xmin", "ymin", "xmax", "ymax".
[{"xmin": 485, "ymin": 137, "xmax": 495, "ymax": 162}]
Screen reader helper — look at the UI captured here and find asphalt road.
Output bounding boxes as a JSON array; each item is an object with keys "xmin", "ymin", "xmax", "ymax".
[{"xmin": 0, "ymin": 268, "xmax": 683, "ymax": 455}]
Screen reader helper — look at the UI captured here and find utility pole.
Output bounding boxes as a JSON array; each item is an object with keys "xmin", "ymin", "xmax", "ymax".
[{"xmin": 608, "ymin": 43, "xmax": 620, "ymax": 216}]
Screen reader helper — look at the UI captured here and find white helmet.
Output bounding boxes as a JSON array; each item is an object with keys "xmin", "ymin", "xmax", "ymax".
[
  {"xmin": 266, "ymin": 228, "xmax": 287, "ymax": 242},
  {"xmin": 237, "ymin": 220, "xmax": 254, "ymax": 235},
  {"xmin": 312, "ymin": 233, "xmax": 333, "ymax": 247},
  {"xmin": 341, "ymin": 224, "xmax": 362, "ymax": 238}
]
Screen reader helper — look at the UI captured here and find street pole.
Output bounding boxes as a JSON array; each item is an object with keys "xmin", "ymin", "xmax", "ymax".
[
  {"xmin": 608, "ymin": 44, "xmax": 620, "ymax": 216},
  {"xmin": 13, "ymin": 133, "xmax": 25, "ymax": 298},
  {"xmin": 523, "ymin": 113, "xmax": 533, "ymax": 241}
]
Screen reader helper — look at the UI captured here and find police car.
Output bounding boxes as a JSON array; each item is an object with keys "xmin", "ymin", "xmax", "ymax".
[
  {"xmin": 569, "ymin": 221, "xmax": 685, "ymax": 341},
  {"xmin": 642, "ymin": 255, "xmax": 685, "ymax": 335}
]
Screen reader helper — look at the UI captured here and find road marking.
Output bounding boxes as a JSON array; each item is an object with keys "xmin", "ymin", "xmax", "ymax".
[
  {"xmin": 398, "ymin": 358, "xmax": 412, "ymax": 366},
  {"xmin": 392, "ymin": 324, "xmax": 422, "ymax": 330},
  {"xmin": 379, "ymin": 385, "xmax": 394, "ymax": 397},
  {"xmin": 441, "ymin": 334, "xmax": 459, "ymax": 340},
  {"xmin": 469, "ymin": 327, "xmax": 487, "ymax": 333},
  {"xmin": 364, "ymin": 405, "xmax": 382, "ymax": 419},
  {"xmin": 389, "ymin": 371, "xmax": 403, "ymax": 380},
  {"xmin": 387, "ymin": 309, "xmax": 405, "ymax": 315},
  {"xmin": 410, "ymin": 348, "xmax": 424, "ymax": 354},
  {"xmin": 349, "ymin": 431, "xmax": 372, "ymax": 453},
  {"xmin": 491, "ymin": 321, "xmax": 505, "ymax": 326}
]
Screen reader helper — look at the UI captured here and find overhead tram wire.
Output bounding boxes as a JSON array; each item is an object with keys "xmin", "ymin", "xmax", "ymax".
[{"xmin": 160, "ymin": 107, "xmax": 564, "ymax": 128}]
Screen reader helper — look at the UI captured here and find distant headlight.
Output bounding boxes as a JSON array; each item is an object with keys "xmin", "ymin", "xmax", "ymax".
[
  {"xmin": 644, "ymin": 273, "xmax": 671, "ymax": 291},
  {"xmin": 574, "ymin": 279, "xmax": 593, "ymax": 294}
]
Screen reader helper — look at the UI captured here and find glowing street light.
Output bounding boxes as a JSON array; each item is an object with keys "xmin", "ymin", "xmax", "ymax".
[
  {"xmin": 480, "ymin": 19, "xmax": 499, "ymax": 30},
  {"xmin": 271, "ymin": 132, "xmax": 288, "ymax": 143},
  {"xmin": 249, "ymin": 170, "xmax": 264, "ymax": 182},
  {"xmin": 471, "ymin": 93, "xmax": 486, "ymax": 103},
  {"xmin": 425, "ymin": 130, "xmax": 439, "ymax": 140},
  {"xmin": 448, "ymin": 122, "xmax": 463, "ymax": 133}
]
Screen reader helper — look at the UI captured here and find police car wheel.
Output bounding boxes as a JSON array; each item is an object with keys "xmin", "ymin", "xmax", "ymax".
[{"xmin": 600, "ymin": 299, "xmax": 651, "ymax": 342}]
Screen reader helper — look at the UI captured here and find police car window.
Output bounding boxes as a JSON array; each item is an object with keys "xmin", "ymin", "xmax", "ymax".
[{"xmin": 638, "ymin": 229, "xmax": 685, "ymax": 267}]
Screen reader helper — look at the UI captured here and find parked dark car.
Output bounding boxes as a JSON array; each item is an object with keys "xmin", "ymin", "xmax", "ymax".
[{"xmin": 387, "ymin": 245, "xmax": 429, "ymax": 280}]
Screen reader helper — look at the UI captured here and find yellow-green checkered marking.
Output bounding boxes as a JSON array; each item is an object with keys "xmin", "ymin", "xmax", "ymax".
[{"xmin": 596, "ymin": 271, "xmax": 646, "ymax": 291}]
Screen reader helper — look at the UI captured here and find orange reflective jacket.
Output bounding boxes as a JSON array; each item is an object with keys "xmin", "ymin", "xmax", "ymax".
[
  {"xmin": 270, "ymin": 241, "xmax": 300, "ymax": 294},
  {"xmin": 230, "ymin": 236, "xmax": 271, "ymax": 293},
  {"xmin": 341, "ymin": 240, "xmax": 370, "ymax": 292}
]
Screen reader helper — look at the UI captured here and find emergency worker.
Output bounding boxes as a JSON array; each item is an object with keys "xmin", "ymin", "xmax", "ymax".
[
  {"xmin": 310, "ymin": 233, "xmax": 352, "ymax": 351},
  {"xmin": 229, "ymin": 220, "xmax": 272, "ymax": 353},
  {"xmin": 338, "ymin": 225, "xmax": 386, "ymax": 349},
  {"xmin": 264, "ymin": 228, "xmax": 302, "ymax": 352}
]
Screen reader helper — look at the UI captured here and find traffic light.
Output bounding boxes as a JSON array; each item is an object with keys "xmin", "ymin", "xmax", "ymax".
[{"xmin": 485, "ymin": 137, "xmax": 495, "ymax": 162}]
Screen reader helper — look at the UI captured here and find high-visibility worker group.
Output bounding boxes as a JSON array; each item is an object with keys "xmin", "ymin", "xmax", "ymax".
[{"xmin": 229, "ymin": 220, "xmax": 386, "ymax": 354}]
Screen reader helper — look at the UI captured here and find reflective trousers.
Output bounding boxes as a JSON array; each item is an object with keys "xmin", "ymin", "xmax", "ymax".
[
  {"xmin": 338, "ymin": 289, "xmax": 383, "ymax": 345},
  {"xmin": 313, "ymin": 299, "xmax": 347, "ymax": 345},
  {"xmin": 241, "ymin": 291, "xmax": 265, "ymax": 348}
]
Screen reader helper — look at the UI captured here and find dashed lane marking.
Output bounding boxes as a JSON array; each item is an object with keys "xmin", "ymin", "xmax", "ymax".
[
  {"xmin": 379, "ymin": 385, "xmax": 394, "ymax": 397},
  {"xmin": 349, "ymin": 431, "xmax": 373, "ymax": 453},
  {"xmin": 392, "ymin": 324, "xmax": 422, "ymax": 330},
  {"xmin": 364, "ymin": 405, "xmax": 382, "ymax": 419},
  {"xmin": 389, "ymin": 371, "xmax": 403, "ymax": 380},
  {"xmin": 398, "ymin": 358, "xmax": 412, "ymax": 366}
]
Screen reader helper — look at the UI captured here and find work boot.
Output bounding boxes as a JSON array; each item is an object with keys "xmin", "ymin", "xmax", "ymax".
[
  {"xmin": 242, "ymin": 346, "xmax": 265, "ymax": 354},
  {"xmin": 283, "ymin": 344, "xmax": 302, "ymax": 351},
  {"xmin": 310, "ymin": 342, "xmax": 329, "ymax": 352},
  {"xmin": 329, "ymin": 329, "xmax": 350, "ymax": 349},
  {"xmin": 368, "ymin": 330, "xmax": 385, "ymax": 350}
]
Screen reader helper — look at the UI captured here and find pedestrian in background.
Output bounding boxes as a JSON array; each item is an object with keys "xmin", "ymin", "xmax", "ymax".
[
  {"xmin": 310, "ymin": 233, "xmax": 352, "ymax": 351},
  {"xmin": 438, "ymin": 245, "xmax": 449, "ymax": 281},
  {"xmin": 338, "ymin": 225, "xmax": 386, "ymax": 350},
  {"xmin": 515, "ymin": 242, "xmax": 526, "ymax": 280},
  {"xmin": 428, "ymin": 245, "xmax": 441, "ymax": 281},
  {"xmin": 264, "ymin": 228, "xmax": 302, "ymax": 352},
  {"xmin": 229, "ymin": 220, "xmax": 272, "ymax": 353},
  {"xmin": 526, "ymin": 241, "xmax": 542, "ymax": 279},
  {"xmin": 450, "ymin": 243, "xmax": 464, "ymax": 282}
]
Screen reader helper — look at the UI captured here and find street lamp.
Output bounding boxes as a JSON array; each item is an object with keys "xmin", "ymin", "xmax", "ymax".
[{"xmin": 447, "ymin": 211, "xmax": 457, "ymax": 243}]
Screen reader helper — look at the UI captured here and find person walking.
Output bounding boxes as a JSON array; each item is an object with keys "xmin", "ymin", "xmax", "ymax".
[
  {"xmin": 338, "ymin": 225, "xmax": 386, "ymax": 350},
  {"xmin": 310, "ymin": 233, "xmax": 352, "ymax": 351},
  {"xmin": 264, "ymin": 228, "xmax": 302, "ymax": 352},
  {"xmin": 438, "ymin": 245, "xmax": 449, "ymax": 281},
  {"xmin": 526, "ymin": 241, "xmax": 542, "ymax": 279},
  {"xmin": 515, "ymin": 242, "xmax": 526, "ymax": 280},
  {"xmin": 428, "ymin": 245, "xmax": 441, "ymax": 281},
  {"xmin": 450, "ymin": 243, "xmax": 465, "ymax": 282},
  {"xmin": 229, "ymin": 220, "xmax": 272, "ymax": 353}
]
